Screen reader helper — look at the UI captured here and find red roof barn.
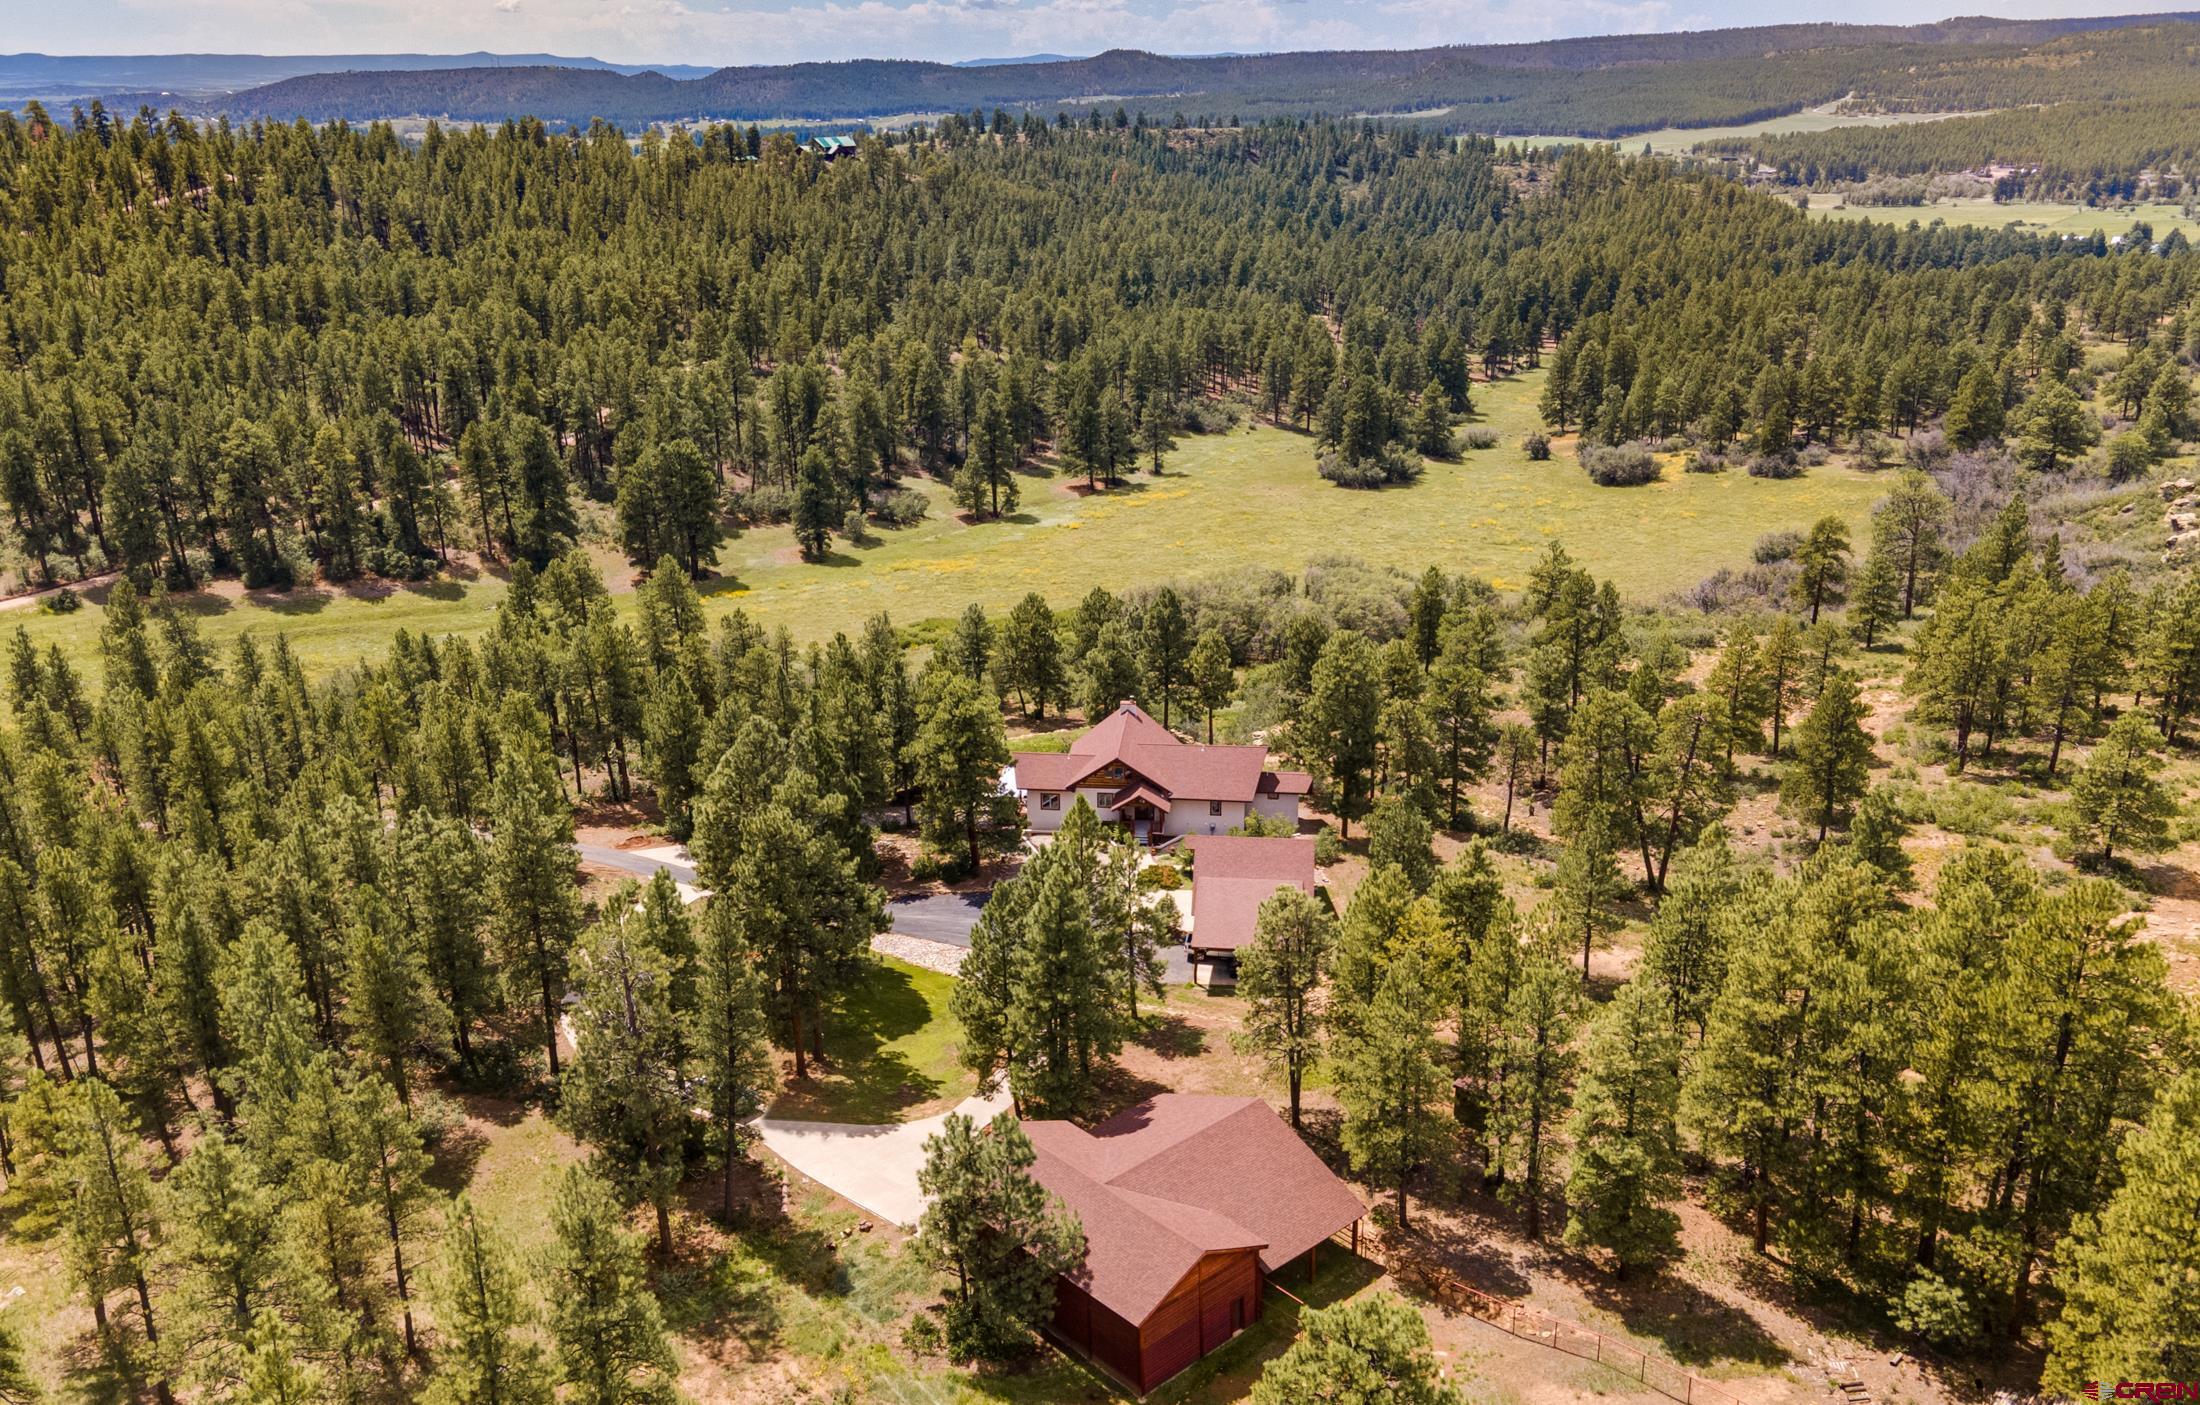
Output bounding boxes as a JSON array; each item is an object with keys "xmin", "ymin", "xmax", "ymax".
[{"xmin": 1023, "ymin": 1095, "xmax": 1364, "ymax": 1394}]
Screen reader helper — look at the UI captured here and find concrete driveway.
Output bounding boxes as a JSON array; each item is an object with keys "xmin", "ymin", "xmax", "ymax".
[{"xmin": 753, "ymin": 1086, "xmax": 1015, "ymax": 1226}]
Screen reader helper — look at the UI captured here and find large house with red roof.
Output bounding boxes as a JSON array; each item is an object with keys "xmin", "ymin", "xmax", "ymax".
[
  {"xmin": 1007, "ymin": 701, "xmax": 1309, "ymax": 844},
  {"xmin": 1023, "ymin": 1095, "xmax": 1364, "ymax": 1394}
]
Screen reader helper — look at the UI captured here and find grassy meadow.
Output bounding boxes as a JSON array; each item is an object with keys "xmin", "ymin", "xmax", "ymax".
[
  {"xmin": 1502, "ymin": 101, "xmax": 1976, "ymax": 157},
  {"xmin": 1803, "ymin": 193, "xmax": 2200, "ymax": 240},
  {"xmin": 7, "ymin": 371, "xmax": 1891, "ymax": 677}
]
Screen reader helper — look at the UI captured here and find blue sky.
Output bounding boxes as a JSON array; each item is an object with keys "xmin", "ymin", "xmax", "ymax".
[{"xmin": 9, "ymin": 0, "xmax": 2174, "ymax": 68}]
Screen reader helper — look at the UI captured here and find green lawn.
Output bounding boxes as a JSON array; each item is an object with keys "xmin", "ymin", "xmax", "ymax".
[
  {"xmin": 1804, "ymin": 194, "xmax": 2200, "ymax": 240},
  {"xmin": 768, "ymin": 958, "xmax": 974, "ymax": 1124},
  {"xmin": 9, "ymin": 370, "xmax": 1890, "ymax": 678}
]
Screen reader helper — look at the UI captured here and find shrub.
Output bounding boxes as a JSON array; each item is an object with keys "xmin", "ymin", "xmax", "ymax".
[
  {"xmin": 1683, "ymin": 450, "xmax": 1728, "ymax": 474},
  {"xmin": 732, "ymin": 485, "xmax": 796, "ymax": 524},
  {"xmin": 1459, "ymin": 426, "xmax": 1501, "ymax": 451},
  {"xmin": 2104, "ymin": 431, "xmax": 2160, "ymax": 481},
  {"xmin": 1317, "ymin": 444, "xmax": 1421, "ymax": 488},
  {"xmin": 1522, "ymin": 431, "xmax": 1552, "ymax": 460},
  {"xmin": 872, "ymin": 488, "xmax": 929, "ymax": 528},
  {"xmin": 1230, "ymin": 812, "xmax": 1298, "ymax": 838},
  {"xmin": 1185, "ymin": 399, "xmax": 1243, "ymax": 435},
  {"xmin": 1894, "ymin": 1271, "xmax": 1984, "ymax": 1350},
  {"xmin": 1746, "ymin": 453, "xmax": 1802, "ymax": 480},
  {"xmin": 1797, "ymin": 443, "xmax": 1832, "ymax": 467},
  {"xmin": 902, "ymin": 1311, "xmax": 946, "ymax": 1358},
  {"xmin": 1904, "ymin": 428, "xmax": 1951, "ymax": 468},
  {"xmin": 1752, "ymin": 530, "xmax": 1804, "ymax": 564},
  {"xmin": 1579, "ymin": 442, "xmax": 1660, "ymax": 486},
  {"xmin": 1313, "ymin": 825, "xmax": 1342, "ymax": 866},
  {"xmin": 41, "ymin": 587, "xmax": 82, "ymax": 614},
  {"xmin": 1138, "ymin": 863, "xmax": 1185, "ymax": 891}
]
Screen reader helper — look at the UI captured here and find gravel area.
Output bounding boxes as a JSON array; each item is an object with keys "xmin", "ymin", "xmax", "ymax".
[{"xmin": 871, "ymin": 932, "xmax": 967, "ymax": 976}]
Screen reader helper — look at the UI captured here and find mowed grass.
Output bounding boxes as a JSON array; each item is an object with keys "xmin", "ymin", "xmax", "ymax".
[
  {"xmin": 766, "ymin": 957, "xmax": 973, "ymax": 1124},
  {"xmin": 1804, "ymin": 194, "xmax": 2200, "ymax": 240},
  {"xmin": 10, "ymin": 370, "xmax": 1890, "ymax": 678}
]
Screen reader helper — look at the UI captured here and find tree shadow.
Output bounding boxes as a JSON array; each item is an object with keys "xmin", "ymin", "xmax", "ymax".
[
  {"xmin": 1131, "ymin": 1012, "xmax": 1206, "ymax": 1061},
  {"xmin": 257, "ymin": 588, "xmax": 335, "ymax": 616},
  {"xmin": 768, "ymin": 964, "xmax": 944, "ymax": 1123},
  {"xmin": 1572, "ymin": 1270, "xmax": 1788, "ymax": 1369}
]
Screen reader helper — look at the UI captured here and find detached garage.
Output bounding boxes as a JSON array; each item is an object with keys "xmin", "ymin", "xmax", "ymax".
[{"xmin": 1022, "ymin": 1095, "xmax": 1365, "ymax": 1395}]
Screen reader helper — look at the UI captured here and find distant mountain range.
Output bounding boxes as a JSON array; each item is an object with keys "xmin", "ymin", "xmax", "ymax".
[
  {"xmin": 0, "ymin": 51, "xmax": 715, "ymax": 102},
  {"xmin": 20, "ymin": 13, "xmax": 2200, "ymax": 136}
]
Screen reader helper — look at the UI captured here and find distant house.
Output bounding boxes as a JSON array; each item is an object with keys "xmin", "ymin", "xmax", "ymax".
[
  {"xmin": 1007, "ymin": 701, "xmax": 1308, "ymax": 844},
  {"xmin": 806, "ymin": 134, "xmax": 857, "ymax": 159},
  {"xmin": 1183, "ymin": 834, "xmax": 1318, "ymax": 983},
  {"xmin": 1024, "ymin": 1095, "xmax": 1364, "ymax": 1394}
]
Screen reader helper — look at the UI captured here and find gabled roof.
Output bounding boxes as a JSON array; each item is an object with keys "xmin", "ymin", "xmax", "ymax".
[
  {"xmin": 1023, "ymin": 1095, "xmax": 1363, "ymax": 1323},
  {"xmin": 1185, "ymin": 835, "xmax": 1318, "ymax": 952},
  {"xmin": 1009, "ymin": 701, "xmax": 1292, "ymax": 804}
]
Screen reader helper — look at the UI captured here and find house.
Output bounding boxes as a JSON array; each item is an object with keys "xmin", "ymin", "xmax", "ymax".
[
  {"xmin": 1007, "ymin": 700, "xmax": 1308, "ymax": 843},
  {"xmin": 807, "ymin": 133, "xmax": 857, "ymax": 159},
  {"xmin": 1024, "ymin": 1095, "xmax": 1364, "ymax": 1394},
  {"xmin": 1182, "ymin": 834, "xmax": 1318, "ymax": 985}
]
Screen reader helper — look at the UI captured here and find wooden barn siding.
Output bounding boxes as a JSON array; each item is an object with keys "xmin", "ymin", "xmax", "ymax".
[
  {"xmin": 1050, "ymin": 1277, "xmax": 1142, "ymax": 1391},
  {"xmin": 1136, "ymin": 1249, "xmax": 1263, "ymax": 1392}
]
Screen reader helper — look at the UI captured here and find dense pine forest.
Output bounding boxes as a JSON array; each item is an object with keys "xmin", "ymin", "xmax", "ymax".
[
  {"xmin": 0, "ymin": 100, "xmax": 2197, "ymax": 1405},
  {"xmin": 3, "ymin": 112, "xmax": 2195, "ymax": 601}
]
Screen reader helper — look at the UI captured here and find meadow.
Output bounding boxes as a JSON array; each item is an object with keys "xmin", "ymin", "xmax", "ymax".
[
  {"xmin": 1802, "ymin": 193, "xmax": 2200, "ymax": 239},
  {"xmin": 1500, "ymin": 101, "xmax": 1976, "ymax": 157},
  {"xmin": 6, "ymin": 371, "xmax": 1891, "ymax": 675}
]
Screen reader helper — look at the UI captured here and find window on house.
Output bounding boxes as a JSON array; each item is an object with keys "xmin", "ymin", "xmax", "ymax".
[
  {"xmin": 1039, "ymin": 793, "xmax": 1061, "ymax": 810},
  {"xmin": 1209, "ymin": 800, "xmax": 1223, "ymax": 815}
]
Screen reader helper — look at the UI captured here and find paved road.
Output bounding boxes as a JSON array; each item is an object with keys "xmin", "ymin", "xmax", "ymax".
[
  {"xmin": 886, "ymin": 892, "xmax": 989, "ymax": 944},
  {"xmin": 576, "ymin": 842, "xmax": 698, "ymax": 886},
  {"xmin": 580, "ymin": 851, "xmax": 1210, "ymax": 984}
]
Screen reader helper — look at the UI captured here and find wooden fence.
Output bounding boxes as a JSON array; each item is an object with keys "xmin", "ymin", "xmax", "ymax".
[{"xmin": 1338, "ymin": 1235, "xmax": 1754, "ymax": 1405}]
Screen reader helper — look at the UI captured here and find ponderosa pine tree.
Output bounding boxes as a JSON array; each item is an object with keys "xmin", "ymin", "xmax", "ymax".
[
  {"xmin": 1781, "ymin": 670, "xmax": 1875, "ymax": 843},
  {"xmin": 486, "ymin": 707, "xmax": 582, "ymax": 1090},
  {"xmin": 999, "ymin": 593, "xmax": 1064, "ymax": 720},
  {"xmin": 690, "ymin": 899, "xmax": 772, "ymax": 1221},
  {"xmin": 909, "ymin": 671, "xmax": 1018, "ymax": 874},
  {"xmin": 1564, "ymin": 980, "xmax": 1683, "ymax": 1275},
  {"xmin": 719, "ymin": 768, "xmax": 883, "ymax": 1080},
  {"xmin": 424, "ymin": 1195, "xmax": 554, "ymax": 1405},
  {"xmin": 1335, "ymin": 953, "xmax": 1452, "ymax": 1229},
  {"xmin": 1489, "ymin": 938, "xmax": 1580, "ymax": 1241},
  {"xmin": 1232, "ymin": 887, "xmax": 1332, "ymax": 1129},
  {"xmin": 2041, "ymin": 1070, "xmax": 2200, "ymax": 1392},
  {"xmin": 1301, "ymin": 630, "xmax": 1383, "ymax": 839},
  {"xmin": 542, "ymin": 1168, "xmax": 679, "ymax": 1405},
  {"xmin": 1790, "ymin": 516, "xmax": 1851, "ymax": 625},
  {"xmin": 560, "ymin": 893, "xmax": 690, "ymax": 1261},
  {"xmin": 913, "ymin": 1110, "xmax": 1084, "ymax": 1361},
  {"xmin": 2068, "ymin": 713, "xmax": 2177, "ymax": 865},
  {"xmin": 1251, "ymin": 1293, "xmax": 1460, "ymax": 1405},
  {"xmin": 1187, "ymin": 628, "xmax": 1235, "ymax": 743}
]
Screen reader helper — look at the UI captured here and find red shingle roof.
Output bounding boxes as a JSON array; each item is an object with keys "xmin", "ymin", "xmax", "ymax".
[
  {"xmin": 1009, "ymin": 701, "xmax": 1298, "ymax": 805},
  {"xmin": 1023, "ymin": 1095, "xmax": 1364, "ymax": 1323},
  {"xmin": 1185, "ymin": 835, "xmax": 1318, "ymax": 953}
]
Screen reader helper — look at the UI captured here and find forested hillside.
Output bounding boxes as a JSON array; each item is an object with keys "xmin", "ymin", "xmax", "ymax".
[
  {"xmin": 1695, "ymin": 25, "xmax": 2200, "ymax": 198},
  {"xmin": 3, "ymin": 112, "xmax": 2193, "ymax": 607},
  {"xmin": 82, "ymin": 13, "xmax": 2200, "ymax": 134}
]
